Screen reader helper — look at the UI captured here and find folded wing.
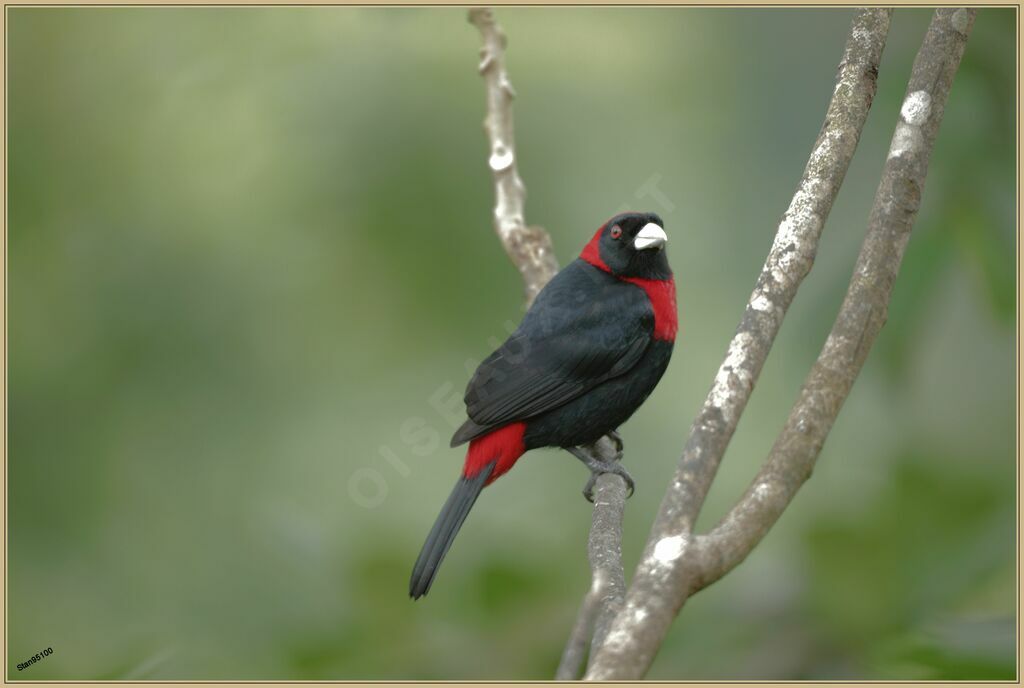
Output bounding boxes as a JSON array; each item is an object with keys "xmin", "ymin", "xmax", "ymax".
[{"xmin": 452, "ymin": 261, "xmax": 654, "ymax": 446}]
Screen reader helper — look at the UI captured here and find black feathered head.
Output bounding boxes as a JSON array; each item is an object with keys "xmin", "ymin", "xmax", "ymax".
[{"xmin": 580, "ymin": 212, "xmax": 671, "ymax": 280}]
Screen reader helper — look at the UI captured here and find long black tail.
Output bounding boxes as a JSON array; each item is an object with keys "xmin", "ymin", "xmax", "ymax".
[{"xmin": 409, "ymin": 461, "xmax": 495, "ymax": 599}]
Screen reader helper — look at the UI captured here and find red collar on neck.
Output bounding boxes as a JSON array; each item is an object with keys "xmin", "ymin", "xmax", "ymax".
[
  {"xmin": 578, "ymin": 230, "xmax": 677, "ymax": 342},
  {"xmin": 579, "ymin": 226, "xmax": 609, "ymax": 272}
]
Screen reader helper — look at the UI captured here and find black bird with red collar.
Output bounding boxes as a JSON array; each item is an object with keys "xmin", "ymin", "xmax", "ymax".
[{"xmin": 410, "ymin": 212, "xmax": 677, "ymax": 599}]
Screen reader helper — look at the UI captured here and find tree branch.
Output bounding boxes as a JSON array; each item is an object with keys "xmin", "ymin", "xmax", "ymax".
[
  {"xmin": 555, "ymin": 439, "xmax": 627, "ymax": 679},
  {"xmin": 468, "ymin": 7, "xmax": 558, "ymax": 306},
  {"xmin": 586, "ymin": 471, "xmax": 628, "ymax": 658},
  {"xmin": 585, "ymin": 9, "xmax": 893, "ymax": 679},
  {"xmin": 554, "ymin": 590, "xmax": 598, "ymax": 680},
  {"xmin": 688, "ymin": 6, "xmax": 976, "ymax": 596},
  {"xmin": 467, "ymin": 10, "xmax": 629, "ymax": 678}
]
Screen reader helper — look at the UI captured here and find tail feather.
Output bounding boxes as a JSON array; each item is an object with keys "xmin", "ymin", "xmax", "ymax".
[{"xmin": 409, "ymin": 461, "xmax": 495, "ymax": 599}]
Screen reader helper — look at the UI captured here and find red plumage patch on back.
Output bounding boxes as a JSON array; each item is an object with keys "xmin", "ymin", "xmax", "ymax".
[
  {"xmin": 625, "ymin": 276, "xmax": 678, "ymax": 342},
  {"xmin": 579, "ymin": 225, "xmax": 610, "ymax": 272},
  {"xmin": 463, "ymin": 422, "xmax": 527, "ymax": 484}
]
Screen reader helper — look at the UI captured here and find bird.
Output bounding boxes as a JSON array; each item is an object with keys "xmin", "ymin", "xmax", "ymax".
[{"xmin": 409, "ymin": 211, "xmax": 677, "ymax": 600}]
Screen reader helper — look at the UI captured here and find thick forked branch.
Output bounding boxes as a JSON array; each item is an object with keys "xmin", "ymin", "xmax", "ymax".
[
  {"xmin": 468, "ymin": 10, "xmax": 627, "ymax": 678},
  {"xmin": 688, "ymin": 7, "xmax": 976, "ymax": 595},
  {"xmin": 585, "ymin": 9, "xmax": 893, "ymax": 679},
  {"xmin": 468, "ymin": 7, "xmax": 558, "ymax": 305}
]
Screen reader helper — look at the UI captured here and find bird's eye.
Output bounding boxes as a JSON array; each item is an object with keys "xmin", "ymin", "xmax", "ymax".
[{"xmin": 610, "ymin": 226, "xmax": 622, "ymax": 239}]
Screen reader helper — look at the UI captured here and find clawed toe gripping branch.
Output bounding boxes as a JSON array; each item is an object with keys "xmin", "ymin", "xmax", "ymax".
[
  {"xmin": 568, "ymin": 444, "xmax": 634, "ymax": 503},
  {"xmin": 468, "ymin": 6, "xmax": 974, "ymax": 681}
]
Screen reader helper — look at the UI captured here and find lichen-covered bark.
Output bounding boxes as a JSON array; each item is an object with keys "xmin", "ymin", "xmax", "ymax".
[
  {"xmin": 585, "ymin": 9, "xmax": 893, "ymax": 679},
  {"xmin": 688, "ymin": 6, "xmax": 976, "ymax": 596},
  {"xmin": 471, "ymin": 6, "xmax": 972, "ymax": 681}
]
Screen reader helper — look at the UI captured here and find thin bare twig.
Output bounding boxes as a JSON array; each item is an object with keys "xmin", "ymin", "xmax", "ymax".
[
  {"xmin": 467, "ymin": 10, "xmax": 628, "ymax": 678},
  {"xmin": 554, "ymin": 590, "xmax": 597, "ymax": 680},
  {"xmin": 586, "ymin": 9, "xmax": 893, "ymax": 679},
  {"xmin": 688, "ymin": 6, "xmax": 976, "ymax": 596},
  {"xmin": 468, "ymin": 7, "xmax": 558, "ymax": 306}
]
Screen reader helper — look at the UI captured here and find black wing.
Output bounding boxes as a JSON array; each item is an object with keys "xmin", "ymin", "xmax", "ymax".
[{"xmin": 451, "ymin": 260, "xmax": 653, "ymax": 446}]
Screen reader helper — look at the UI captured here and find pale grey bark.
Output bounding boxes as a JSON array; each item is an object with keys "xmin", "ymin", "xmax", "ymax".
[
  {"xmin": 586, "ymin": 470, "xmax": 628, "ymax": 659},
  {"xmin": 468, "ymin": 12, "xmax": 627, "ymax": 679},
  {"xmin": 554, "ymin": 590, "xmax": 597, "ymax": 680},
  {"xmin": 585, "ymin": 9, "xmax": 894, "ymax": 679},
  {"xmin": 468, "ymin": 7, "xmax": 558, "ymax": 306},
  {"xmin": 471, "ymin": 5, "xmax": 973, "ymax": 681},
  {"xmin": 688, "ymin": 6, "xmax": 976, "ymax": 597},
  {"xmin": 555, "ymin": 446, "xmax": 627, "ymax": 679}
]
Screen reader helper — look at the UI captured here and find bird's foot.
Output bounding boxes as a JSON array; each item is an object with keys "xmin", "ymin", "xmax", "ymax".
[
  {"xmin": 606, "ymin": 430, "xmax": 624, "ymax": 456},
  {"xmin": 582, "ymin": 462, "xmax": 635, "ymax": 503},
  {"xmin": 567, "ymin": 446, "xmax": 635, "ymax": 503}
]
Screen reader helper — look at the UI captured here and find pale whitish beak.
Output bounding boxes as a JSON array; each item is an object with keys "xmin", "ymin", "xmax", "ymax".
[{"xmin": 633, "ymin": 223, "xmax": 668, "ymax": 250}]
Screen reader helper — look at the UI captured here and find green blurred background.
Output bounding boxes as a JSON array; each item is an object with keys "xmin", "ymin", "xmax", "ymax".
[{"xmin": 7, "ymin": 7, "xmax": 1016, "ymax": 680}]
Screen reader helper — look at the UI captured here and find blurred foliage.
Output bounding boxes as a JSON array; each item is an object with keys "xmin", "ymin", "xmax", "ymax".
[
  {"xmin": 804, "ymin": 455, "xmax": 1014, "ymax": 679},
  {"xmin": 7, "ymin": 7, "xmax": 1016, "ymax": 681}
]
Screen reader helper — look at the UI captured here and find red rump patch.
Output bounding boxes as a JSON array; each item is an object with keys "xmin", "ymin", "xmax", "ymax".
[
  {"xmin": 624, "ymin": 276, "xmax": 678, "ymax": 342},
  {"xmin": 463, "ymin": 422, "xmax": 527, "ymax": 484}
]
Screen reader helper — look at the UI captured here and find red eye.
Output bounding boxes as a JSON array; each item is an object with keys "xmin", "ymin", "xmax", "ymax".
[{"xmin": 610, "ymin": 226, "xmax": 622, "ymax": 239}]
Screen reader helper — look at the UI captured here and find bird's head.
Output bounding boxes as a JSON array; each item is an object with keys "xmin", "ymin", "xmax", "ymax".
[{"xmin": 580, "ymin": 212, "xmax": 672, "ymax": 280}]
